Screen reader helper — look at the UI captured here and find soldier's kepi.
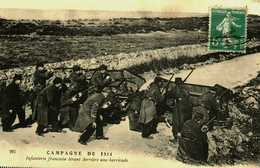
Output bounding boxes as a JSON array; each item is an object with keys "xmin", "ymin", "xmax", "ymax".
[{"xmin": 33, "ymin": 62, "xmax": 53, "ymax": 91}]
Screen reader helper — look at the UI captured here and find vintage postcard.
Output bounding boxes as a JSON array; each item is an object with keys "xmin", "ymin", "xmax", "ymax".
[{"xmin": 0, "ymin": 0, "xmax": 260, "ymax": 168}]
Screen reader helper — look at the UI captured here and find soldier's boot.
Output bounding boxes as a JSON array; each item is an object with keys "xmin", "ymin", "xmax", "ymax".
[
  {"xmin": 141, "ymin": 123, "xmax": 153, "ymax": 139},
  {"xmin": 78, "ymin": 139, "xmax": 87, "ymax": 145},
  {"xmin": 151, "ymin": 119, "xmax": 159, "ymax": 134},
  {"xmin": 35, "ymin": 125, "xmax": 45, "ymax": 136},
  {"xmin": 16, "ymin": 108, "xmax": 28, "ymax": 128},
  {"xmin": 95, "ymin": 124, "xmax": 109, "ymax": 140},
  {"xmin": 95, "ymin": 115, "xmax": 109, "ymax": 140},
  {"xmin": 2, "ymin": 115, "xmax": 14, "ymax": 132},
  {"xmin": 24, "ymin": 115, "xmax": 36, "ymax": 126},
  {"xmin": 79, "ymin": 124, "xmax": 96, "ymax": 145},
  {"xmin": 2, "ymin": 122, "xmax": 14, "ymax": 132},
  {"xmin": 49, "ymin": 124, "xmax": 62, "ymax": 132}
]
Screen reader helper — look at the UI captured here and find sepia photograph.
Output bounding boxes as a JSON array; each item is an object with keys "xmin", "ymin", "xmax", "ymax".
[{"xmin": 0, "ymin": 0, "xmax": 260, "ymax": 168}]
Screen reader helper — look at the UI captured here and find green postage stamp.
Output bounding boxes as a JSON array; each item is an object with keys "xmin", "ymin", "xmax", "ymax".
[{"xmin": 209, "ymin": 8, "xmax": 247, "ymax": 53}]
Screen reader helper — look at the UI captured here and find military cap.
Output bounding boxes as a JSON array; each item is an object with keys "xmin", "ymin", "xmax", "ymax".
[
  {"xmin": 13, "ymin": 74, "xmax": 22, "ymax": 81},
  {"xmin": 36, "ymin": 62, "xmax": 44, "ymax": 68},
  {"xmin": 153, "ymin": 76, "xmax": 162, "ymax": 83},
  {"xmin": 99, "ymin": 64, "xmax": 108, "ymax": 70},
  {"xmin": 53, "ymin": 77, "xmax": 62, "ymax": 84},
  {"xmin": 175, "ymin": 77, "xmax": 183, "ymax": 85}
]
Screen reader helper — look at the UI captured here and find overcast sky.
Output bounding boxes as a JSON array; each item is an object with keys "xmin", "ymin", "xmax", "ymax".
[{"xmin": 0, "ymin": 0, "xmax": 259, "ymax": 14}]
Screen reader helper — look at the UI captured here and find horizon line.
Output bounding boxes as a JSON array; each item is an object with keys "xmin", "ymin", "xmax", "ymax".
[{"xmin": 0, "ymin": 8, "xmax": 258, "ymax": 21}]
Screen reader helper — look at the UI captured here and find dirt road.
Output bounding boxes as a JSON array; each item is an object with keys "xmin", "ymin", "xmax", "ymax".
[{"xmin": 162, "ymin": 52, "xmax": 260, "ymax": 89}]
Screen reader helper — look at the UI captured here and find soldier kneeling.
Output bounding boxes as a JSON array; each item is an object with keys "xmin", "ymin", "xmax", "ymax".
[{"xmin": 176, "ymin": 106, "xmax": 209, "ymax": 164}]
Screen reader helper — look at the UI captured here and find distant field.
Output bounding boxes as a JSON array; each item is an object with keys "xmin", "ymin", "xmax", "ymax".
[
  {"xmin": 0, "ymin": 30, "xmax": 207, "ymax": 69},
  {"xmin": 0, "ymin": 15, "xmax": 259, "ymax": 69},
  {"xmin": 0, "ymin": 16, "xmax": 259, "ymax": 37}
]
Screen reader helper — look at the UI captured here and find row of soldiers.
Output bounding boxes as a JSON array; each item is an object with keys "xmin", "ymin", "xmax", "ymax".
[
  {"xmin": 0, "ymin": 63, "xmax": 118, "ymax": 145},
  {"xmin": 127, "ymin": 75, "xmax": 228, "ymax": 163},
  {"xmin": 1, "ymin": 62, "xmax": 227, "ymax": 162}
]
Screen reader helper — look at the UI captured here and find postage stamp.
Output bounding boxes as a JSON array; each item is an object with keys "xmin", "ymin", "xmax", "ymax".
[{"xmin": 209, "ymin": 8, "xmax": 247, "ymax": 53}]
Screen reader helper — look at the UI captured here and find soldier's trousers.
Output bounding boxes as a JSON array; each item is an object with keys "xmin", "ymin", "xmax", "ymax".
[
  {"xmin": 59, "ymin": 106, "xmax": 78, "ymax": 129},
  {"xmin": 35, "ymin": 124, "xmax": 45, "ymax": 135},
  {"xmin": 2, "ymin": 107, "xmax": 25, "ymax": 131},
  {"xmin": 172, "ymin": 114, "xmax": 191, "ymax": 139},
  {"xmin": 48, "ymin": 109, "xmax": 60, "ymax": 130},
  {"xmin": 79, "ymin": 115, "xmax": 104, "ymax": 143},
  {"xmin": 128, "ymin": 111, "xmax": 141, "ymax": 131},
  {"xmin": 152, "ymin": 118, "xmax": 158, "ymax": 132},
  {"xmin": 69, "ymin": 107, "xmax": 79, "ymax": 128}
]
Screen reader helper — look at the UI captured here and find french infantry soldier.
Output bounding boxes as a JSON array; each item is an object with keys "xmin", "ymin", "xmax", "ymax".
[
  {"xmin": 0, "ymin": 80, "xmax": 6, "ymax": 115},
  {"xmin": 72, "ymin": 91, "xmax": 109, "ymax": 145},
  {"xmin": 138, "ymin": 89, "xmax": 158, "ymax": 138},
  {"xmin": 92, "ymin": 64, "xmax": 111, "ymax": 92},
  {"xmin": 33, "ymin": 62, "xmax": 53, "ymax": 93},
  {"xmin": 149, "ymin": 77, "xmax": 164, "ymax": 112},
  {"xmin": 69, "ymin": 65, "xmax": 86, "ymax": 87},
  {"xmin": 127, "ymin": 90, "xmax": 143, "ymax": 132},
  {"xmin": 31, "ymin": 62, "xmax": 53, "ymax": 121},
  {"xmin": 176, "ymin": 108, "xmax": 209, "ymax": 163},
  {"xmin": 167, "ymin": 77, "xmax": 192, "ymax": 143},
  {"xmin": 34, "ymin": 77, "xmax": 63, "ymax": 136},
  {"xmin": 59, "ymin": 78, "xmax": 86, "ymax": 129},
  {"xmin": 1, "ymin": 74, "xmax": 27, "ymax": 132}
]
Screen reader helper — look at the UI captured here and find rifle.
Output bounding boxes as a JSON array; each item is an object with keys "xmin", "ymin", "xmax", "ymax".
[
  {"xmin": 123, "ymin": 69, "xmax": 146, "ymax": 83},
  {"xmin": 61, "ymin": 85, "xmax": 94, "ymax": 108},
  {"xmin": 161, "ymin": 72, "xmax": 175, "ymax": 96},
  {"xmin": 62, "ymin": 78, "xmax": 129, "ymax": 108},
  {"xmin": 163, "ymin": 69, "xmax": 195, "ymax": 128},
  {"xmin": 111, "ymin": 77, "xmax": 138, "ymax": 87},
  {"xmin": 183, "ymin": 68, "xmax": 194, "ymax": 83}
]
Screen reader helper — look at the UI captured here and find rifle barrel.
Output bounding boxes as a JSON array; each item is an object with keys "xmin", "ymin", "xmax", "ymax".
[
  {"xmin": 162, "ymin": 72, "xmax": 175, "ymax": 94},
  {"xmin": 183, "ymin": 69, "xmax": 194, "ymax": 83}
]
